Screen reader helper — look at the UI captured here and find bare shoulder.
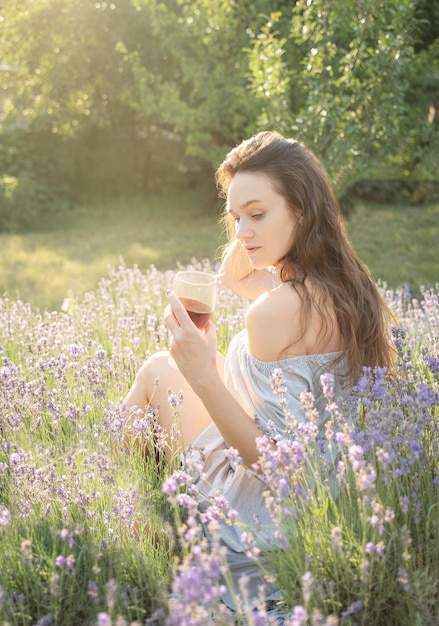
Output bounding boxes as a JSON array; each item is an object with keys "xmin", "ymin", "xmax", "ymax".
[
  {"xmin": 245, "ymin": 283, "xmax": 303, "ymax": 361},
  {"xmin": 245, "ymin": 281, "xmax": 343, "ymax": 360}
]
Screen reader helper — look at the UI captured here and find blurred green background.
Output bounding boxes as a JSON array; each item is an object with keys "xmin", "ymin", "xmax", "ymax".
[
  {"xmin": 1, "ymin": 0, "xmax": 438, "ymax": 310},
  {"xmin": 1, "ymin": 190, "xmax": 438, "ymax": 311}
]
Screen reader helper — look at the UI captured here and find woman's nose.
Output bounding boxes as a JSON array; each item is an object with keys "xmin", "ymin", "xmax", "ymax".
[{"xmin": 235, "ymin": 220, "xmax": 253, "ymax": 241}]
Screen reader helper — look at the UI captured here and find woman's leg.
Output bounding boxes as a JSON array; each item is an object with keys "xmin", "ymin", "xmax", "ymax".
[{"xmin": 125, "ymin": 350, "xmax": 225, "ymax": 458}]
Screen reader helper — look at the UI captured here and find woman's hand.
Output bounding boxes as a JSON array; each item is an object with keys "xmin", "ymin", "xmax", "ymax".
[
  {"xmin": 165, "ymin": 291, "xmax": 265, "ymax": 468},
  {"xmin": 218, "ymin": 239, "xmax": 274, "ymax": 301},
  {"xmin": 164, "ymin": 290, "xmax": 218, "ymax": 389},
  {"xmin": 219, "ymin": 239, "xmax": 253, "ymax": 286}
]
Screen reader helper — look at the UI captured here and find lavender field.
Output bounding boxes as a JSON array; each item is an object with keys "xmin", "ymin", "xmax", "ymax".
[{"xmin": 0, "ymin": 260, "xmax": 438, "ymax": 626}]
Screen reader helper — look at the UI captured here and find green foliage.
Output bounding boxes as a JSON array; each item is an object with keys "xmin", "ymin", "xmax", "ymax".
[
  {"xmin": 0, "ymin": 259, "xmax": 248, "ymax": 623},
  {"xmin": 0, "ymin": 265, "xmax": 182, "ymax": 624},
  {"xmin": 0, "ymin": 0, "xmax": 438, "ymax": 229},
  {"xmin": 123, "ymin": 0, "xmax": 265, "ymax": 165},
  {"xmin": 1, "ymin": 0, "xmax": 144, "ymax": 131},
  {"xmin": 0, "ymin": 502, "xmax": 169, "ymax": 625},
  {"xmin": 346, "ymin": 200, "xmax": 439, "ymax": 295},
  {"xmin": 0, "ymin": 127, "xmax": 72, "ymax": 231},
  {"xmin": 0, "ymin": 172, "xmax": 70, "ymax": 233},
  {"xmin": 0, "ymin": 259, "xmax": 438, "ymax": 624},
  {"xmin": 0, "ymin": 187, "xmax": 226, "ymax": 311},
  {"xmin": 0, "ymin": 188, "xmax": 438, "ymax": 312},
  {"xmin": 246, "ymin": 10, "xmax": 291, "ymax": 128},
  {"xmin": 262, "ymin": 341, "xmax": 439, "ymax": 625},
  {"xmin": 247, "ymin": 0, "xmax": 438, "ymax": 195}
]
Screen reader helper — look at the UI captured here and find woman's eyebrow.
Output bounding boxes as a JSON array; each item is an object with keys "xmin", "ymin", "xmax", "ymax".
[{"xmin": 227, "ymin": 199, "xmax": 263, "ymax": 214}]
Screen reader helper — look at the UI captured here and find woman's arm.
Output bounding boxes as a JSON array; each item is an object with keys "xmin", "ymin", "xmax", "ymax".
[
  {"xmin": 218, "ymin": 239, "xmax": 274, "ymax": 301},
  {"xmin": 165, "ymin": 291, "xmax": 266, "ymax": 468}
]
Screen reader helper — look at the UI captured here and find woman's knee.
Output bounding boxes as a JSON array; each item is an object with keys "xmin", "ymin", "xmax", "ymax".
[
  {"xmin": 135, "ymin": 350, "xmax": 193, "ymax": 399},
  {"xmin": 136, "ymin": 351, "xmax": 170, "ymax": 382}
]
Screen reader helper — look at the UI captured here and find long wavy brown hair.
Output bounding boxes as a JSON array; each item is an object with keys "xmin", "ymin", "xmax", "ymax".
[{"xmin": 216, "ymin": 130, "xmax": 395, "ymax": 383}]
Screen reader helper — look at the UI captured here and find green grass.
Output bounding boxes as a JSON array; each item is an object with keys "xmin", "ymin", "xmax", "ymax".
[
  {"xmin": 0, "ymin": 187, "xmax": 438, "ymax": 311},
  {"xmin": 0, "ymin": 186, "xmax": 226, "ymax": 311},
  {"xmin": 347, "ymin": 201, "xmax": 439, "ymax": 293}
]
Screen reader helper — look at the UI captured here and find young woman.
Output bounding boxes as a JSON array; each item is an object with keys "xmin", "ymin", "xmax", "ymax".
[{"xmin": 125, "ymin": 131, "xmax": 395, "ymax": 612}]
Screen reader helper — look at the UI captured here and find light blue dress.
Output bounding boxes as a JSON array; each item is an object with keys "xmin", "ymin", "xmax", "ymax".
[{"xmin": 184, "ymin": 329, "xmax": 347, "ymax": 610}]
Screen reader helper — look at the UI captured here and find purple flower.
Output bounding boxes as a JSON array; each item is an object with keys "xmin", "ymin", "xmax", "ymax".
[
  {"xmin": 68, "ymin": 343, "xmax": 83, "ymax": 358},
  {"xmin": 0, "ymin": 366, "xmax": 12, "ymax": 378},
  {"xmin": 240, "ymin": 531, "xmax": 261, "ymax": 559},
  {"xmin": 398, "ymin": 567, "xmax": 410, "ymax": 591},
  {"xmin": 348, "ymin": 444, "xmax": 365, "ymax": 470},
  {"xmin": 358, "ymin": 465, "xmax": 377, "ymax": 492},
  {"xmin": 0, "ymin": 505, "xmax": 11, "ymax": 526},
  {"xmin": 96, "ymin": 612, "xmax": 112, "ymax": 626},
  {"xmin": 94, "ymin": 348, "xmax": 107, "ymax": 361},
  {"xmin": 341, "ymin": 600, "xmax": 363, "ymax": 618},
  {"xmin": 290, "ymin": 605, "xmax": 308, "ymax": 626},
  {"xmin": 55, "ymin": 555, "xmax": 66, "ymax": 568},
  {"xmin": 167, "ymin": 393, "xmax": 179, "ymax": 409},
  {"xmin": 335, "ymin": 431, "xmax": 345, "ymax": 446},
  {"xmin": 270, "ymin": 368, "xmax": 287, "ymax": 395},
  {"xmin": 59, "ymin": 528, "xmax": 74, "ymax": 547},
  {"xmin": 425, "ymin": 355, "xmax": 439, "ymax": 373},
  {"xmin": 65, "ymin": 554, "xmax": 75, "ymax": 570},
  {"xmin": 162, "ymin": 477, "xmax": 177, "ymax": 495},
  {"xmin": 225, "ymin": 446, "xmax": 242, "ymax": 465},
  {"xmin": 320, "ymin": 372, "xmax": 335, "ymax": 399}
]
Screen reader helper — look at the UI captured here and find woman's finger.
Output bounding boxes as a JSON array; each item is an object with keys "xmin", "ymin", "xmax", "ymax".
[
  {"xmin": 204, "ymin": 320, "xmax": 217, "ymax": 348},
  {"xmin": 163, "ymin": 303, "xmax": 179, "ymax": 332},
  {"xmin": 165, "ymin": 290, "xmax": 193, "ymax": 330}
]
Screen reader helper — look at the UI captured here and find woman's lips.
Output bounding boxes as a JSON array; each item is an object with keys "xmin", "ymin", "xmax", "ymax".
[{"xmin": 245, "ymin": 246, "xmax": 261, "ymax": 256}]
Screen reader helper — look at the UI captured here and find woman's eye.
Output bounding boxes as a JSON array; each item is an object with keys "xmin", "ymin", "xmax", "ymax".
[
  {"xmin": 252, "ymin": 213, "xmax": 263, "ymax": 220},
  {"xmin": 233, "ymin": 216, "xmax": 240, "ymax": 224}
]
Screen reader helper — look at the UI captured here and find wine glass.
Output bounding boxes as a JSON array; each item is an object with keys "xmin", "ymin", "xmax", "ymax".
[{"xmin": 168, "ymin": 270, "xmax": 217, "ymax": 368}]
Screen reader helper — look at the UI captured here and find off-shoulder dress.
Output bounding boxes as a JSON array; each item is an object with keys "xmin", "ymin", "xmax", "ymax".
[{"xmin": 183, "ymin": 328, "xmax": 347, "ymax": 609}]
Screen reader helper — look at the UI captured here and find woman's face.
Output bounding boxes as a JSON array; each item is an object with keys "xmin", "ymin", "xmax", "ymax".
[{"xmin": 227, "ymin": 171, "xmax": 300, "ymax": 270}]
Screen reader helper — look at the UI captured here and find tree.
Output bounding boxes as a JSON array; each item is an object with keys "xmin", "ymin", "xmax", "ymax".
[
  {"xmin": 0, "ymin": 0, "xmax": 265, "ymax": 196},
  {"xmin": 0, "ymin": 1, "xmax": 168, "ymax": 195},
  {"xmin": 246, "ymin": 0, "xmax": 439, "ymax": 196},
  {"xmin": 0, "ymin": 0, "xmax": 437, "ymax": 219}
]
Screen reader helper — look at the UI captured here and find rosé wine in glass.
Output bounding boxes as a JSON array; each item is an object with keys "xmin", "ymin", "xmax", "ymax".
[
  {"xmin": 168, "ymin": 270, "xmax": 217, "ymax": 368},
  {"xmin": 178, "ymin": 296, "xmax": 213, "ymax": 330}
]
